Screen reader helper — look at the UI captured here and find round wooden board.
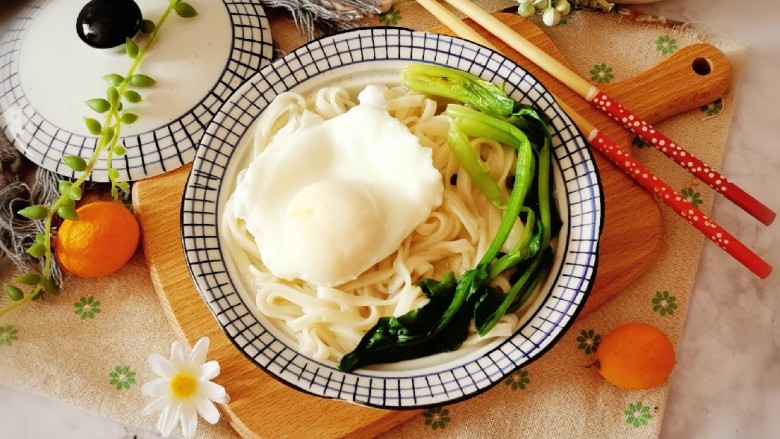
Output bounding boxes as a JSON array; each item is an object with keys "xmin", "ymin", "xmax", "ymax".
[{"xmin": 132, "ymin": 13, "xmax": 731, "ymax": 439}]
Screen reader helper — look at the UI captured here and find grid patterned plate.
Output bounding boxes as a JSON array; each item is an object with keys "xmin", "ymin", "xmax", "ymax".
[
  {"xmin": 182, "ymin": 27, "xmax": 604, "ymax": 408},
  {"xmin": 0, "ymin": 0, "xmax": 273, "ymax": 182}
]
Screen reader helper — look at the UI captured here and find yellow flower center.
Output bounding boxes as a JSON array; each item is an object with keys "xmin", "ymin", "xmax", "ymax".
[{"xmin": 170, "ymin": 372, "xmax": 198, "ymax": 399}]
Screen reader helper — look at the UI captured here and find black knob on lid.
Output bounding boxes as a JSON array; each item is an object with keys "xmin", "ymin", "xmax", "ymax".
[{"xmin": 76, "ymin": 0, "xmax": 143, "ymax": 49}]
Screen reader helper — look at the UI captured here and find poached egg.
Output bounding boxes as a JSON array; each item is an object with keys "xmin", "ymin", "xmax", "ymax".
[{"xmin": 232, "ymin": 86, "xmax": 443, "ymax": 286}]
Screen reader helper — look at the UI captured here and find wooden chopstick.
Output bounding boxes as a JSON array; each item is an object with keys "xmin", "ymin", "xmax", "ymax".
[
  {"xmin": 438, "ymin": 0, "xmax": 776, "ymax": 227},
  {"xmin": 416, "ymin": 0, "xmax": 772, "ymax": 278}
]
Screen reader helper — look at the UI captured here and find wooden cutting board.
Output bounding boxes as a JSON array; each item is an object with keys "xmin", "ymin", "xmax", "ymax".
[{"xmin": 132, "ymin": 13, "xmax": 731, "ymax": 439}]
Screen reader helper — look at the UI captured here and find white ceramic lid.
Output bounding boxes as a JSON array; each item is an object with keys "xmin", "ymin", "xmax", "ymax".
[{"xmin": 0, "ymin": 0, "xmax": 273, "ymax": 181}]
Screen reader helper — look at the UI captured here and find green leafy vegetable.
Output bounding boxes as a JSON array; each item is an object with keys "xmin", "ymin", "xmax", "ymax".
[
  {"xmin": 338, "ymin": 274, "xmax": 460, "ymax": 372},
  {"xmin": 402, "ymin": 63, "xmax": 515, "ymax": 117},
  {"xmin": 337, "ymin": 63, "xmax": 561, "ymax": 372},
  {"xmin": 446, "ymin": 120, "xmax": 505, "ymax": 208}
]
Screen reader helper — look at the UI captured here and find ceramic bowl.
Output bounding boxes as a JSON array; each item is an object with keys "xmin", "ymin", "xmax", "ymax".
[{"xmin": 181, "ymin": 27, "xmax": 603, "ymax": 408}]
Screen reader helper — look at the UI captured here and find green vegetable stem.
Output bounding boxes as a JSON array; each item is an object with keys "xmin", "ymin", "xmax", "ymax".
[{"xmin": 337, "ymin": 63, "xmax": 560, "ymax": 372}]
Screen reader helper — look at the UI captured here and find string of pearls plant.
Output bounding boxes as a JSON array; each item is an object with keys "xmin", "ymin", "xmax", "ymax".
[
  {"xmin": 517, "ymin": 0, "xmax": 614, "ymax": 26},
  {"xmin": 0, "ymin": 0, "xmax": 198, "ymax": 320}
]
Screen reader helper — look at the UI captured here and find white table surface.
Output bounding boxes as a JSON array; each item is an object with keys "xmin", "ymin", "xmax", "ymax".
[{"xmin": 1, "ymin": 0, "xmax": 779, "ymax": 437}]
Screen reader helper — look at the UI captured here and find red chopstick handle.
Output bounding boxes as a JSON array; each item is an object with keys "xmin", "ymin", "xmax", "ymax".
[
  {"xmin": 589, "ymin": 130, "xmax": 772, "ymax": 279},
  {"xmin": 590, "ymin": 91, "xmax": 776, "ymax": 226}
]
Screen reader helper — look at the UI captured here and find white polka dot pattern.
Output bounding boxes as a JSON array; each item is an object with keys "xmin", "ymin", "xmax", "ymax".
[
  {"xmin": 591, "ymin": 91, "xmax": 776, "ymax": 226},
  {"xmin": 589, "ymin": 128, "xmax": 771, "ymax": 279}
]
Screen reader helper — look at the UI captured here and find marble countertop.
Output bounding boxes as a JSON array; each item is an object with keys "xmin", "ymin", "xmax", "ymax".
[{"xmin": 1, "ymin": 0, "xmax": 779, "ymax": 438}]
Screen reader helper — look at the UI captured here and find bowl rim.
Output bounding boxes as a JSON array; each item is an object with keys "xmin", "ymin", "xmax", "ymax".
[{"xmin": 181, "ymin": 26, "xmax": 605, "ymax": 409}]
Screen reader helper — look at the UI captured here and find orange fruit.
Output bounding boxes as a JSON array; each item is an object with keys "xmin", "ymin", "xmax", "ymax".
[
  {"xmin": 54, "ymin": 201, "xmax": 140, "ymax": 278},
  {"xmin": 596, "ymin": 322, "xmax": 675, "ymax": 390}
]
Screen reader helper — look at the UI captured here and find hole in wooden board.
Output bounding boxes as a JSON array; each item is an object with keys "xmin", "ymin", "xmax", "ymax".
[{"xmin": 692, "ymin": 57, "xmax": 713, "ymax": 76}]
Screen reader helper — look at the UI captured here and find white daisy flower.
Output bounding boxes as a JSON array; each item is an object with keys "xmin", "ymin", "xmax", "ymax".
[{"xmin": 142, "ymin": 337, "xmax": 229, "ymax": 438}]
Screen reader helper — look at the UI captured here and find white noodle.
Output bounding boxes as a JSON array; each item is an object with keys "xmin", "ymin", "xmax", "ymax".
[{"xmin": 223, "ymin": 85, "xmax": 522, "ymax": 363}]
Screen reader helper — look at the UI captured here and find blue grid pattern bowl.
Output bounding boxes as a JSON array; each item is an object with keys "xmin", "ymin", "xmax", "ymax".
[{"xmin": 181, "ymin": 27, "xmax": 604, "ymax": 409}]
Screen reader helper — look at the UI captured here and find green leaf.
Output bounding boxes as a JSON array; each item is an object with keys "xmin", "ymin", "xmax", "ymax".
[
  {"xmin": 104, "ymin": 73, "xmax": 124, "ymax": 87},
  {"xmin": 125, "ymin": 37, "xmax": 139, "ymax": 58},
  {"xmin": 4, "ymin": 284, "xmax": 23, "ymax": 301},
  {"xmin": 123, "ymin": 90, "xmax": 142, "ymax": 103},
  {"xmin": 27, "ymin": 242, "xmax": 46, "ymax": 258},
  {"xmin": 63, "ymin": 155, "xmax": 87, "ymax": 172},
  {"xmin": 58, "ymin": 180, "xmax": 72, "ymax": 195},
  {"xmin": 140, "ymin": 19, "xmax": 155, "ymax": 34},
  {"xmin": 129, "ymin": 74, "xmax": 156, "ymax": 87},
  {"xmin": 446, "ymin": 120, "xmax": 504, "ymax": 209},
  {"xmin": 113, "ymin": 145, "xmax": 127, "ymax": 156},
  {"xmin": 103, "ymin": 127, "xmax": 115, "ymax": 143},
  {"xmin": 120, "ymin": 112, "xmax": 139, "ymax": 124},
  {"xmin": 34, "ymin": 232, "xmax": 45, "ymax": 244},
  {"xmin": 116, "ymin": 181, "xmax": 130, "ymax": 192},
  {"xmin": 58, "ymin": 203, "xmax": 79, "ymax": 221},
  {"xmin": 17, "ymin": 205, "xmax": 49, "ymax": 220},
  {"xmin": 174, "ymin": 2, "xmax": 198, "ymax": 18},
  {"xmin": 14, "ymin": 273, "xmax": 40, "ymax": 285},
  {"xmin": 68, "ymin": 185, "xmax": 82, "ymax": 201},
  {"xmin": 402, "ymin": 63, "xmax": 515, "ymax": 117},
  {"xmin": 85, "ymin": 98, "xmax": 110, "ymax": 114},
  {"xmin": 41, "ymin": 278, "xmax": 59, "ymax": 295},
  {"xmin": 107, "ymin": 86, "xmax": 119, "ymax": 105},
  {"xmin": 84, "ymin": 118, "xmax": 103, "ymax": 135},
  {"xmin": 108, "ymin": 169, "xmax": 120, "ymax": 180},
  {"xmin": 335, "ymin": 68, "xmax": 560, "ymax": 371},
  {"xmin": 337, "ymin": 272, "xmax": 469, "ymax": 372}
]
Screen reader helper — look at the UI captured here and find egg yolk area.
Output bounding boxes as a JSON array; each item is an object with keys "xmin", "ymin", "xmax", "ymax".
[{"xmin": 283, "ymin": 179, "xmax": 384, "ymax": 284}]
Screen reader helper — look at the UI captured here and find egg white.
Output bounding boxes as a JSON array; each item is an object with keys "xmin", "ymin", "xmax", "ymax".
[{"xmin": 231, "ymin": 86, "xmax": 444, "ymax": 287}]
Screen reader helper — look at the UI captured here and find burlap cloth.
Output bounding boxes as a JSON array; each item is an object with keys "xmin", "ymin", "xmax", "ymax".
[{"xmin": 0, "ymin": 3, "xmax": 747, "ymax": 438}]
